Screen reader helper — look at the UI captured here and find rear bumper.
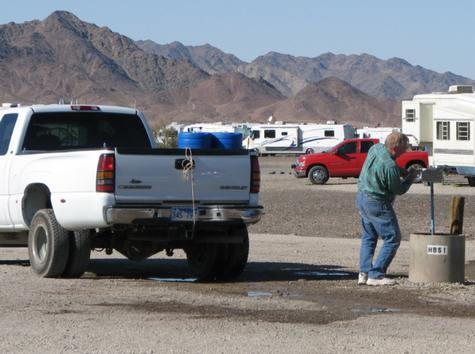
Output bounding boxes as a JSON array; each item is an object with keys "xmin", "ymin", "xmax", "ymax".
[{"xmin": 105, "ymin": 205, "xmax": 263, "ymax": 225}]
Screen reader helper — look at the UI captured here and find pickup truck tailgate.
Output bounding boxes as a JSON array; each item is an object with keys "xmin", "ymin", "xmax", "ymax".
[{"xmin": 114, "ymin": 149, "xmax": 251, "ymax": 203}]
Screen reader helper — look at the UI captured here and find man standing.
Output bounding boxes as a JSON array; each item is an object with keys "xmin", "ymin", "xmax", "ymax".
[{"xmin": 357, "ymin": 132, "xmax": 417, "ymax": 286}]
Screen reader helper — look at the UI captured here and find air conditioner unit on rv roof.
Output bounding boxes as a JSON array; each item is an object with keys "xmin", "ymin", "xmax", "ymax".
[{"xmin": 448, "ymin": 85, "xmax": 473, "ymax": 94}]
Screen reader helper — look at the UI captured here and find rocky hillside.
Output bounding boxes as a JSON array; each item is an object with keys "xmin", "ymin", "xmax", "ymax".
[
  {"xmin": 0, "ymin": 11, "xmax": 209, "ymax": 122},
  {"xmin": 141, "ymin": 41, "xmax": 475, "ymax": 100},
  {"xmin": 1, "ymin": 11, "xmax": 467, "ymax": 127},
  {"xmin": 239, "ymin": 52, "xmax": 475, "ymax": 100},
  {"xmin": 136, "ymin": 40, "xmax": 245, "ymax": 75},
  {"xmin": 251, "ymin": 77, "xmax": 400, "ymax": 126}
]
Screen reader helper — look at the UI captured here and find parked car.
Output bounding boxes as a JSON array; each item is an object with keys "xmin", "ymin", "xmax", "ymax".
[
  {"xmin": 291, "ymin": 138, "xmax": 429, "ymax": 184},
  {"xmin": 0, "ymin": 103, "xmax": 262, "ymax": 280}
]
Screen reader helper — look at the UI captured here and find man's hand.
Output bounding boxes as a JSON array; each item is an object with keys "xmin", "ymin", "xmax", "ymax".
[
  {"xmin": 405, "ymin": 165, "xmax": 421, "ymax": 183},
  {"xmin": 400, "ymin": 167, "xmax": 409, "ymax": 178}
]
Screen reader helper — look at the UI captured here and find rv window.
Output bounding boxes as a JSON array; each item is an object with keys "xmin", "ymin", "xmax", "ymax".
[
  {"xmin": 405, "ymin": 109, "xmax": 416, "ymax": 122},
  {"xmin": 436, "ymin": 121, "xmax": 450, "ymax": 140},
  {"xmin": 281, "ymin": 131, "xmax": 288, "ymax": 136},
  {"xmin": 251, "ymin": 130, "xmax": 260, "ymax": 139},
  {"xmin": 339, "ymin": 142, "xmax": 357, "ymax": 154},
  {"xmin": 456, "ymin": 122, "xmax": 470, "ymax": 141},
  {"xmin": 361, "ymin": 141, "xmax": 374, "ymax": 153},
  {"xmin": 324, "ymin": 130, "xmax": 335, "ymax": 137},
  {"xmin": 0, "ymin": 113, "xmax": 18, "ymax": 155},
  {"xmin": 264, "ymin": 130, "xmax": 276, "ymax": 138}
]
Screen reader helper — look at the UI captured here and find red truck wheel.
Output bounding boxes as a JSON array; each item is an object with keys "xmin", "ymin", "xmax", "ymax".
[{"xmin": 308, "ymin": 165, "xmax": 329, "ymax": 185}]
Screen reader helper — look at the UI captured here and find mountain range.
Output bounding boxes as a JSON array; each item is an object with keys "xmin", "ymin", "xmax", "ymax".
[{"xmin": 1, "ymin": 11, "xmax": 473, "ymax": 128}]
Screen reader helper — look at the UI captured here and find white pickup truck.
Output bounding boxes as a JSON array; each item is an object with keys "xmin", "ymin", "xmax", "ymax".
[{"xmin": 0, "ymin": 103, "xmax": 262, "ymax": 280}]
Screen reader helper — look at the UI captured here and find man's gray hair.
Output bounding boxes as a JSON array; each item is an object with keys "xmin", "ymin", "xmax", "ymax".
[{"xmin": 384, "ymin": 132, "xmax": 409, "ymax": 149}]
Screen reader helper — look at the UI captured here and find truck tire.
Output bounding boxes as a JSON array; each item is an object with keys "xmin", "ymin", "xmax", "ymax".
[
  {"xmin": 211, "ymin": 244, "xmax": 230, "ymax": 280},
  {"xmin": 223, "ymin": 227, "xmax": 249, "ymax": 279},
  {"xmin": 305, "ymin": 148, "xmax": 315, "ymax": 155},
  {"xmin": 28, "ymin": 209, "xmax": 70, "ymax": 278},
  {"xmin": 62, "ymin": 230, "xmax": 91, "ymax": 278},
  {"xmin": 308, "ymin": 165, "xmax": 329, "ymax": 185},
  {"xmin": 185, "ymin": 243, "xmax": 218, "ymax": 280},
  {"xmin": 467, "ymin": 177, "xmax": 475, "ymax": 187}
]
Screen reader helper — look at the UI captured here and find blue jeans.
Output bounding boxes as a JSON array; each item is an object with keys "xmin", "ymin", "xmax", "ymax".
[{"xmin": 357, "ymin": 192, "xmax": 401, "ymax": 279}]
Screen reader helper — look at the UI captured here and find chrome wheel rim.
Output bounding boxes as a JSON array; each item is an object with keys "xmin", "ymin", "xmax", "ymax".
[
  {"xmin": 312, "ymin": 169, "xmax": 325, "ymax": 182},
  {"xmin": 34, "ymin": 226, "xmax": 48, "ymax": 262}
]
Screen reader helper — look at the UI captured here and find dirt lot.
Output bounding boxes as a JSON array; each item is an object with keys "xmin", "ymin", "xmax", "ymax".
[
  {"xmin": 251, "ymin": 156, "xmax": 475, "ymax": 240},
  {"xmin": 1, "ymin": 156, "xmax": 475, "ymax": 353}
]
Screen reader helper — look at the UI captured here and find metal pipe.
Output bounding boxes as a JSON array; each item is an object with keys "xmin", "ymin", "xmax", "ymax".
[{"xmin": 430, "ymin": 182, "xmax": 435, "ymax": 235}]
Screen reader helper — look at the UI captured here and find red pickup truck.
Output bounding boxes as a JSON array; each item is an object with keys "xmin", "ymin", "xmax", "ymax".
[{"xmin": 292, "ymin": 138, "xmax": 429, "ymax": 184}]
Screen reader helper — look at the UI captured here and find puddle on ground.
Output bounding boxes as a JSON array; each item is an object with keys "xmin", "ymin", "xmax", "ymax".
[
  {"xmin": 148, "ymin": 277, "xmax": 197, "ymax": 283},
  {"xmin": 280, "ymin": 267, "xmax": 351, "ymax": 277},
  {"xmin": 281, "ymin": 267, "xmax": 306, "ymax": 271},
  {"xmin": 294, "ymin": 271, "xmax": 350, "ymax": 277},
  {"xmin": 247, "ymin": 291, "xmax": 273, "ymax": 298},
  {"xmin": 352, "ymin": 307, "xmax": 401, "ymax": 314}
]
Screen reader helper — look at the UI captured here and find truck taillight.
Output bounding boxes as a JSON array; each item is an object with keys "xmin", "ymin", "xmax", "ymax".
[
  {"xmin": 250, "ymin": 155, "xmax": 260, "ymax": 193},
  {"xmin": 96, "ymin": 154, "xmax": 115, "ymax": 192}
]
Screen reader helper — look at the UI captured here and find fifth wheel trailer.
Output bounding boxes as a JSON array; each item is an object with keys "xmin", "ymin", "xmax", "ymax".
[
  {"xmin": 401, "ymin": 85, "xmax": 475, "ymax": 184},
  {"xmin": 248, "ymin": 122, "xmax": 355, "ymax": 155}
]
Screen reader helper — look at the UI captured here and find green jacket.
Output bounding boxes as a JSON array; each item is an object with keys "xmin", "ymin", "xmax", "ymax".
[{"xmin": 357, "ymin": 143, "xmax": 412, "ymax": 202}]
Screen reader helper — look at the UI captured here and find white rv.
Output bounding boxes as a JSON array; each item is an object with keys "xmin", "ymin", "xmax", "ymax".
[
  {"xmin": 402, "ymin": 85, "xmax": 475, "ymax": 183},
  {"xmin": 182, "ymin": 122, "xmax": 252, "ymax": 141},
  {"xmin": 248, "ymin": 122, "xmax": 355, "ymax": 155},
  {"xmin": 356, "ymin": 127, "xmax": 419, "ymax": 147}
]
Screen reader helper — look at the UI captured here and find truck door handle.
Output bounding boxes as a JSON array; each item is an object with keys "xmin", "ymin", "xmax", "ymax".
[{"xmin": 175, "ymin": 159, "xmax": 195, "ymax": 170}]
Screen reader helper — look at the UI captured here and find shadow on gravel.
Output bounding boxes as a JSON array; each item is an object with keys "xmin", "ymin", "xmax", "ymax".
[
  {"xmin": 86, "ymin": 258, "xmax": 356, "ymax": 283},
  {"xmin": 0, "ymin": 259, "xmax": 30, "ymax": 267},
  {"xmin": 305, "ymin": 179, "xmax": 358, "ymax": 186}
]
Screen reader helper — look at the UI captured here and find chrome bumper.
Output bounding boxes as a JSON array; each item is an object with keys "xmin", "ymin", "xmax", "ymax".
[{"xmin": 105, "ymin": 205, "xmax": 263, "ymax": 225}]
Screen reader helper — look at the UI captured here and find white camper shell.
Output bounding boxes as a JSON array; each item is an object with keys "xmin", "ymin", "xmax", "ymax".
[
  {"xmin": 248, "ymin": 122, "xmax": 355, "ymax": 155},
  {"xmin": 402, "ymin": 85, "xmax": 475, "ymax": 179}
]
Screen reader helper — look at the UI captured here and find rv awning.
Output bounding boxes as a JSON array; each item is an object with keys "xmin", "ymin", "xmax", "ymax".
[{"xmin": 433, "ymin": 105, "xmax": 475, "ymax": 120}]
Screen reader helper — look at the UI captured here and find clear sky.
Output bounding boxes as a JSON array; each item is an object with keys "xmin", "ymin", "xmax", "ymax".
[{"xmin": 1, "ymin": 0, "xmax": 474, "ymax": 78}]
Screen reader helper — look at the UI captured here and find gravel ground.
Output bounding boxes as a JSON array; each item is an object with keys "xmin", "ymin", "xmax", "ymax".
[
  {"xmin": 1, "ymin": 156, "xmax": 475, "ymax": 353},
  {"xmin": 250, "ymin": 156, "xmax": 475, "ymax": 240}
]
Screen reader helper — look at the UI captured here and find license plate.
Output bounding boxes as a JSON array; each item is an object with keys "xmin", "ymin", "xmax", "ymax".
[{"xmin": 171, "ymin": 207, "xmax": 196, "ymax": 221}]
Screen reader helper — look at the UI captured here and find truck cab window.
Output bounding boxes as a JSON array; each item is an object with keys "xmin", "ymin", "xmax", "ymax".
[
  {"xmin": 339, "ymin": 142, "xmax": 357, "ymax": 154},
  {"xmin": 22, "ymin": 112, "xmax": 151, "ymax": 151},
  {"xmin": 251, "ymin": 130, "xmax": 260, "ymax": 139},
  {"xmin": 360, "ymin": 141, "xmax": 374, "ymax": 153},
  {"xmin": 0, "ymin": 114, "xmax": 18, "ymax": 155}
]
